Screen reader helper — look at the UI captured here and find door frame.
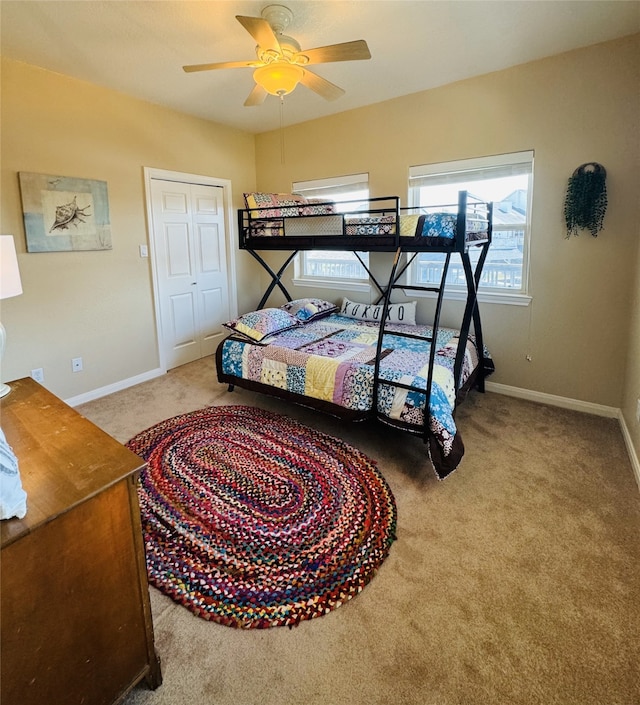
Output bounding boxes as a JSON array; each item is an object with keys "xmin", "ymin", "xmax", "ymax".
[{"xmin": 143, "ymin": 167, "xmax": 238, "ymax": 373}]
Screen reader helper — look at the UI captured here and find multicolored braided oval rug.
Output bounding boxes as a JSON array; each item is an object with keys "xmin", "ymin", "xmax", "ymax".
[{"xmin": 126, "ymin": 405, "xmax": 397, "ymax": 629}]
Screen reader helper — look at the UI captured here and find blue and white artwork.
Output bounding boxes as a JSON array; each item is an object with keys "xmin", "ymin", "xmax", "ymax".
[{"xmin": 19, "ymin": 172, "xmax": 112, "ymax": 252}]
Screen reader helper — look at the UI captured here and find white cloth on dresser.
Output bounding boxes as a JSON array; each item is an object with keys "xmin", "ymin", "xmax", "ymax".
[{"xmin": 0, "ymin": 426, "xmax": 27, "ymax": 520}]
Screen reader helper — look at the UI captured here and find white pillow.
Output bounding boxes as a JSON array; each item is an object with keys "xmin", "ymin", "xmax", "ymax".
[
  {"xmin": 340, "ymin": 297, "xmax": 417, "ymax": 325},
  {"xmin": 0, "ymin": 427, "xmax": 27, "ymax": 520}
]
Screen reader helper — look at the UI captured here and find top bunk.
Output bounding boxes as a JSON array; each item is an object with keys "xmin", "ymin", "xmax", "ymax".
[{"xmin": 238, "ymin": 190, "xmax": 493, "ymax": 253}]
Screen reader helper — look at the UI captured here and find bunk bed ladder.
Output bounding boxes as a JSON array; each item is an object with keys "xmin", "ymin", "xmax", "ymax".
[{"xmin": 372, "ymin": 246, "xmax": 451, "ymax": 441}]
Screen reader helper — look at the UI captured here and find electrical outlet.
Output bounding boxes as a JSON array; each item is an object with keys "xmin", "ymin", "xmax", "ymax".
[
  {"xmin": 72, "ymin": 357, "xmax": 83, "ymax": 373},
  {"xmin": 31, "ymin": 368, "xmax": 44, "ymax": 383}
]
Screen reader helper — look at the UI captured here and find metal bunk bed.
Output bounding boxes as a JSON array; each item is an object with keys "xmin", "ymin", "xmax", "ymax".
[{"xmin": 218, "ymin": 190, "xmax": 493, "ymax": 478}]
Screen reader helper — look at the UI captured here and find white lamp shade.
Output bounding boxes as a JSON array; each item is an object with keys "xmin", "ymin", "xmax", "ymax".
[{"xmin": 0, "ymin": 236, "xmax": 23, "ymax": 300}]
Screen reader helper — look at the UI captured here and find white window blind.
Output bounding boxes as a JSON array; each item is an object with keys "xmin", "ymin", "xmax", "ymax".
[
  {"xmin": 409, "ymin": 152, "xmax": 533, "ymax": 193},
  {"xmin": 293, "ymin": 173, "xmax": 369, "ymax": 204}
]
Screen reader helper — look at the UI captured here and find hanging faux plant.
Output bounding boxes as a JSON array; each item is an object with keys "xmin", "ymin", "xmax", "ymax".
[{"xmin": 564, "ymin": 162, "xmax": 608, "ymax": 238}]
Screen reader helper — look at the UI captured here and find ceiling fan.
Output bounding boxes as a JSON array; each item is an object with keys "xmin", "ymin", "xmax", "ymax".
[{"xmin": 183, "ymin": 4, "xmax": 371, "ymax": 106}]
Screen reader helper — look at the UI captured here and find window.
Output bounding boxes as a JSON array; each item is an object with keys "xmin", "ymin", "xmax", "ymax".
[
  {"xmin": 408, "ymin": 151, "xmax": 533, "ymax": 304},
  {"xmin": 293, "ymin": 174, "xmax": 370, "ymax": 290}
]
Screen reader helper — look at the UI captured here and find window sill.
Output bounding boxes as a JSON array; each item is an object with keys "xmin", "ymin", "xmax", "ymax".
[
  {"xmin": 292, "ymin": 276, "xmax": 531, "ymax": 305},
  {"xmin": 409, "ymin": 287, "xmax": 532, "ymax": 306},
  {"xmin": 292, "ymin": 276, "xmax": 371, "ymax": 293}
]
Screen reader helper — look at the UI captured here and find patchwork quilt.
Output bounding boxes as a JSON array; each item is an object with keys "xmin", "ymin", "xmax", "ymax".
[{"xmin": 219, "ymin": 313, "xmax": 491, "ymax": 463}]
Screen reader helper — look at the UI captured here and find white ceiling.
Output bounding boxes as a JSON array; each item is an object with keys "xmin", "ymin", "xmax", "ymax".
[{"xmin": 2, "ymin": 1, "xmax": 638, "ymax": 134}]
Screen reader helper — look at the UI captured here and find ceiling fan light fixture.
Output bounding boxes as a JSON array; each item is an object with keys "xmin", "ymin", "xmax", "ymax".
[
  {"xmin": 253, "ymin": 61, "xmax": 303, "ymax": 96},
  {"xmin": 183, "ymin": 6, "xmax": 370, "ymax": 107}
]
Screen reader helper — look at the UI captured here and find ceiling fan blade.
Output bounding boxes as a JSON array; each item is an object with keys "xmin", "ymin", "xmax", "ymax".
[
  {"xmin": 299, "ymin": 40, "xmax": 371, "ymax": 65},
  {"xmin": 299, "ymin": 70, "xmax": 345, "ymax": 101},
  {"xmin": 183, "ymin": 59, "xmax": 258, "ymax": 73},
  {"xmin": 244, "ymin": 83, "xmax": 268, "ymax": 107},
  {"xmin": 236, "ymin": 15, "xmax": 281, "ymax": 53}
]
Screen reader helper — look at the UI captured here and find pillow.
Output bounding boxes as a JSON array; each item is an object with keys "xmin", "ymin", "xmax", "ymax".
[
  {"xmin": 244, "ymin": 193, "xmax": 306, "ymax": 218},
  {"xmin": 280, "ymin": 298, "xmax": 339, "ymax": 322},
  {"xmin": 248, "ymin": 220, "xmax": 284, "ymax": 237},
  {"xmin": 345, "ymin": 214, "xmax": 396, "ymax": 236},
  {"xmin": 421, "ymin": 212, "xmax": 456, "ymax": 240},
  {"xmin": 301, "ymin": 199, "xmax": 337, "ymax": 216},
  {"xmin": 340, "ymin": 297, "xmax": 417, "ymax": 326},
  {"xmin": 223, "ymin": 308, "xmax": 301, "ymax": 342},
  {"xmin": 399, "ymin": 213, "xmax": 423, "ymax": 237},
  {"xmin": 0, "ymin": 427, "xmax": 27, "ymax": 520}
]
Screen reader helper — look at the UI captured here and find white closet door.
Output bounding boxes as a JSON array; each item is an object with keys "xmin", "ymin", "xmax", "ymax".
[{"xmin": 150, "ymin": 179, "xmax": 230, "ymax": 369}]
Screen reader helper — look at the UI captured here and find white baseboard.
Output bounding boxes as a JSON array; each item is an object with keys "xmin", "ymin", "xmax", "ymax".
[
  {"xmin": 486, "ymin": 381, "xmax": 640, "ymax": 490},
  {"xmin": 65, "ymin": 367, "xmax": 165, "ymax": 407},
  {"xmin": 618, "ymin": 412, "xmax": 640, "ymax": 491},
  {"xmin": 485, "ymin": 381, "xmax": 619, "ymax": 417}
]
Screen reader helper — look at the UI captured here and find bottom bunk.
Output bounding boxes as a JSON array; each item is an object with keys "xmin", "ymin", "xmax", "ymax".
[{"xmin": 215, "ymin": 302, "xmax": 494, "ymax": 479}]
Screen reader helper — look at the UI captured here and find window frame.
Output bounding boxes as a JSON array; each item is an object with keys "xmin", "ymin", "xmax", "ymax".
[
  {"xmin": 292, "ymin": 173, "xmax": 371, "ymax": 293},
  {"xmin": 407, "ymin": 151, "xmax": 534, "ymax": 306}
]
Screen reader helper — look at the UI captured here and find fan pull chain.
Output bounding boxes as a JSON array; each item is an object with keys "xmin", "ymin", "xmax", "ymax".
[{"xmin": 279, "ymin": 95, "xmax": 286, "ymax": 164}]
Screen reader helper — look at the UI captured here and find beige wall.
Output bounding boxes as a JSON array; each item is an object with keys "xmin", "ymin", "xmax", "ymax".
[
  {"xmin": 1, "ymin": 58, "xmax": 260, "ymax": 400},
  {"xmin": 254, "ymin": 35, "xmax": 640, "ymax": 419}
]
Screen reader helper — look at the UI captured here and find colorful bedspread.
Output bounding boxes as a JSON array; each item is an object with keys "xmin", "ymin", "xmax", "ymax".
[{"xmin": 219, "ymin": 314, "xmax": 492, "ymax": 468}]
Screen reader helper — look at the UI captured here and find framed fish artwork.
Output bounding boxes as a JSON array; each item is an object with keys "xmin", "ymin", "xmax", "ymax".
[{"xmin": 18, "ymin": 172, "xmax": 112, "ymax": 252}]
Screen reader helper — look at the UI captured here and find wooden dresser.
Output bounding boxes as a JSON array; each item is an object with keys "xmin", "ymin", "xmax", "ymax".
[{"xmin": 1, "ymin": 378, "xmax": 162, "ymax": 705}]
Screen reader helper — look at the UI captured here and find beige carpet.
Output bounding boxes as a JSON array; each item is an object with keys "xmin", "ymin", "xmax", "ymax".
[{"xmin": 79, "ymin": 356, "xmax": 640, "ymax": 705}]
